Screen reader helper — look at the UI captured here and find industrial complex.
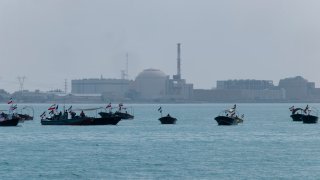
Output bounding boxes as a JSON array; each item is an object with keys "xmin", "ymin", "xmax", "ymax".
[{"xmin": 1, "ymin": 44, "xmax": 320, "ymax": 103}]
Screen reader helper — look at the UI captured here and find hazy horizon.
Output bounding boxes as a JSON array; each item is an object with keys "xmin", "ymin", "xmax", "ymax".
[{"xmin": 1, "ymin": 0, "xmax": 320, "ymax": 93}]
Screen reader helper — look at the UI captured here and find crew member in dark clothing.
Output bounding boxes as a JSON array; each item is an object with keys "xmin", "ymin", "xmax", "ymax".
[{"xmin": 80, "ymin": 110, "xmax": 85, "ymax": 118}]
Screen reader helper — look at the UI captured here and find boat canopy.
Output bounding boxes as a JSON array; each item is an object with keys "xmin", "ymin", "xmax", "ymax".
[{"xmin": 72, "ymin": 107, "xmax": 104, "ymax": 111}]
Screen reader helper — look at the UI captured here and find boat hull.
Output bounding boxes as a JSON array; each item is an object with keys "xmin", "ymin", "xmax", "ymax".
[
  {"xmin": 90, "ymin": 117, "xmax": 121, "ymax": 125},
  {"xmin": 159, "ymin": 116, "xmax": 177, "ymax": 124},
  {"xmin": 18, "ymin": 114, "xmax": 33, "ymax": 121},
  {"xmin": 99, "ymin": 112, "xmax": 134, "ymax": 120},
  {"xmin": 0, "ymin": 118, "xmax": 20, "ymax": 126},
  {"xmin": 301, "ymin": 115, "xmax": 318, "ymax": 124},
  {"xmin": 115, "ymin": 112, "xmax": 134, "ymax": 120},
  {"xmin": 215, "ymin": 116, "xmax": 238, "ymax": 125},
  {"xmin": 41, "ymin": 118, "xmax": 91, "ymax": 125},
  {"xmin": 290, "ymin": 114, "xmax": 303, "ymax": 121},
  {"xmin": 41, "ymin": 116, "xmax": 121, "ymax": 126}
]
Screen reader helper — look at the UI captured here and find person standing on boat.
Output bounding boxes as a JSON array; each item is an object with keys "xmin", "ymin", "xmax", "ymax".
[
  {"xmin": 64, "ymin": 110, "xmax": 68, "ymax": 119},
  {"xmin": 80, "ymin": 110, "xmax": 85, "ymax": 118},
  {"xmin": 304, "ymin": 105, "xmax": 309, "ymax": 114}
]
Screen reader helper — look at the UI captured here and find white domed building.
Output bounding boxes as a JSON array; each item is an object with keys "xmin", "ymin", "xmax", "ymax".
[{"xmin": 134, "ymin": 69, "xmax": 169, "ymax": 100}]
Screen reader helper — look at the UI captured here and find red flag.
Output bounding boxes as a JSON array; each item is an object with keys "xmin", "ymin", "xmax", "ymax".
[
  {"xmin": 48, "ymin": 104, "xmax": 56, "ymax": 111},
  {"xmin": 7, "ymin": 98, "xmax": 13, "ymax": 104}
]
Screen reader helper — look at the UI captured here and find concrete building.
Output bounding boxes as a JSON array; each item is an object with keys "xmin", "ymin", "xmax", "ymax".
[
  {"xmin": 278, "ymin": 76, "xmax": 310, "ymax": 100},
  {"xmin": 71, "ymin": 78, "xmax": 132, "ymax": 99},
  {"xmin": 132, "ymin": 68, "xmax": 193, "ymax": 101},
  {"xmin": 217, "ymin": 79, "xmax": 274, "ymax": 90},
  {"xmin": 133, "ymin": 69, "xmax": 169, "ymax": 100},
  {"xmin": 194, "ymin": 79, "xmax": 285, "ymax": 102}
]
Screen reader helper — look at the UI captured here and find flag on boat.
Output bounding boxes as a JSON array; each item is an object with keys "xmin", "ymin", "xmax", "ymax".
[
  {"xmin": 40, "ymin": 111, "xmax": 46, "ymax": 119},
  {"xmin": 158, "ymin": 107, "xmax": 162, "ymax": 113},
  {"xmin": 304, "ymin": 105, "xmax": 309, "ymax": 113},
  {"xmin": 56, "ymin": 105, "xmax": 59, "ymax": 110},
  {"xmin": 7, "ymin": 98, "xmax": 13, "ymax": 104},
  {"xmin": 106, "ymin": 103, "xmax": 112, "ymax": 108},
  {"xmin": 49, "ymin": 110, "xmax": 54, "ymax": 115},
  {"xmin": 289, "ymin": 106, "xmax": 295, "ymax": 111},
  {"xmin": 232, "ymin": 104, "xmax": 236, "ymax": 109},
  {"xmin": 48, "ymin": 104, "xmax": 56, "ymax": 111},
  {"xmin": 10, "ymin": 104, "xmax": 17, "ymax": 111},
  {"xmin": 67, "ymin": 106, "xmax": 72, "ymax": 112}
]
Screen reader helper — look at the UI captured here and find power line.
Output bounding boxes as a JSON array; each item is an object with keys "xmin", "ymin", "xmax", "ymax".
[{"xmin": 17, "ymin": 76, "xmax": 26, "ymax": 92}]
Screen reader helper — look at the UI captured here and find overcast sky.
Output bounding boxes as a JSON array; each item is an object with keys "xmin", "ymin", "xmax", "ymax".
[{"xmin": 1, "ymin": 0, "xmax": 320, "ymax": 92}]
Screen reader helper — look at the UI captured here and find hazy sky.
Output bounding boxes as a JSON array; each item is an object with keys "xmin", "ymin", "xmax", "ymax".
[{"xmin": 1, "ymin": 0, "xmax": 320, "ymax": 92}]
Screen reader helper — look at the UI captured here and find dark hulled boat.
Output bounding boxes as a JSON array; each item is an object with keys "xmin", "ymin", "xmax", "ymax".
[
  {"xmin": 0, "ymin": 113, "xmax": 20, "ymax": 126},
  {"xmin": 301, "ymin": 115, "xmax": 318, "ymax": 124},
  {"xmin": 0, "ymin": 117, "xmax": 20, "ymax": 126},
  {"xmin": 114, "ymin": 111, "xmax": 134, "ymax": 119},
  {"xmin": 214, "ymin": 104, "xmax": 244, "ymax": 126},
  {"xmin": 101, "ymin": 103, "xmax": 134, "ymax": 120},
  {"xmin": 41, "ymin": 116, "xmax": 121, "ymax": 125},
  {"xmin": 215, "ymin": 116, "xmax": 239, "ymax": 125},
  {"xmin": 90, "ymin": 117, "xmax": 121, "ymax": 125},
  {"xmin": 159, "ymin": 114, "xmax": 177, "ymax": 124},
  {"xmin": 19, "ymin": 106, "xmax": 34, "ymax": 121},
  {"xmin": 289, "ymin": 106, "xmax": 303, "ymax": 121},
  {"xmin": 41, "ymin": 106, "xmax": 122, "ymax": 126},
  {"xmin": 98, "ymin": 111, "xmax": 134, "ymax": 120},
  {"xmin": 290, "ymin": 114, "xmax": 304, "ymax": 121},
  {"xmin": 291, "ymin": 105, "xmax": 319, "ymax": 124},
  {"xmin": 18, "ymin": 114, "xmax": 33, "ymax": 121},
  {"xmin": 41, "ymin": 117, "xmax": 91, "ymax": 125},
  {"xmin": 41, "ymin": 116, "xmax": 121, "ymax": 126}
]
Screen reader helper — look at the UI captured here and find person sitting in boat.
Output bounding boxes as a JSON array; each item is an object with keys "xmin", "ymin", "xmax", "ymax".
[
  {"xmin": 167, "ymin": 113, "xmax": 171, "ymax": 117},
  {"xmin": 64, "ymin": 110, "xmax": 68, "ymax": 119},
  {"xmin": 230, "ymin": 111, "xmax": 236, "ymax": 118},
  {"xmin": 80, "ymin": 110, "xmax": 85, "ymax": 118},
  {"xmin": 58, "ymin": 111, "xmax": 62, "ymax": 119},
  {"xmin": 0, "ymin": 112, "xmax": 6, "ymax": 119},
  {"xmin": 69, "ymin": 111, "xmax": 76, "ymax": 119}
]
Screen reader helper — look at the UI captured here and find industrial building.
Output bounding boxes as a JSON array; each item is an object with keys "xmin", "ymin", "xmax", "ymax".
[
  {"xmin": 72, "ymin": 79, "xmax": 131, "ymax": 95},
  {"xmin": 132, "ymin": 68, "xmax": 193, "ymax": 101},
  {"xmin": 133, "ymin": 69, "xmax": 169, "ymax": 100},
  {"xmin": 217, "ymin": 80, "xmax": 274, "ymax": 90},
  {"xmin": 279, "ymin": 76, "xmax": 311, "ymax": 100},
  {"xmin": 194, "ymin": 79, "xmax": 285, "ymax": 102},
  {"xmin": 278, "ymin": 76, "xmax": 320, "ymax": 101},
  {"xmin": 70, "ymin": 43, "xmax": 194, "ymax": 102}
]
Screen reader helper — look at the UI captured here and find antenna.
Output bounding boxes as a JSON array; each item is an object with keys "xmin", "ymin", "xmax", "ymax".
[
  {"xmin": 17, "ymin": 76, "xmax": 26, "ymax": 92},
  {"xmin": 121, "ymin": 70, "xmax": 126, "ymax": 80},
  {"xmin": 64, "ymin": 79, "xmax": 68, "ymax": 94},
  {"xmin": 126, "ymin": 53, "xmax": 129, "ymax": 80},
  {"xmin": 121, "ymin": 53, "xmax": 129, "ymax": 80}
]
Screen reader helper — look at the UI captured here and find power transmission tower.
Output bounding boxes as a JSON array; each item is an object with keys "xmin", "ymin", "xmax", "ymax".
[
  {"xmin": 64, "ymin": 79, "xmax": 68, "ymax": 94},
  {"xmin": 17, "ymin": 76, "xmax": 26, "ymax": 92}
]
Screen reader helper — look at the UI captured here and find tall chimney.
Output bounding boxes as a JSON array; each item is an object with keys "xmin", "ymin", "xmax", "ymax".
[{"xmin": 177, "ymin": 43, "xmax": 181, "ymax": 79}]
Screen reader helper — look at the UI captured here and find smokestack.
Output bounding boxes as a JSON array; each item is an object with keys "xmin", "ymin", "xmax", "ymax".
[{"xmin": 177, "ymin": 43, "xmax": 181, "ymax": 79}]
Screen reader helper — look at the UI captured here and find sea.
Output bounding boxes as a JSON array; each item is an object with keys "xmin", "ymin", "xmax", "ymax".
[{"xmin": 0, "ymin": 103, "xmax": 319, "ymax": 180}]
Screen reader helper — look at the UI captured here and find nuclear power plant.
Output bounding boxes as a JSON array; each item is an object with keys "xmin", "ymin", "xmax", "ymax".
[
  {"xmin": 59, "ymin": 44, "xmax": 320, "ymax": 103},
  {"xmin": 71, "ymin": 43, "xmax": 194, "ymax": 102},
  {"xmin": 2, "ymin": 43, "xmax": 319, "ymax": 103}
]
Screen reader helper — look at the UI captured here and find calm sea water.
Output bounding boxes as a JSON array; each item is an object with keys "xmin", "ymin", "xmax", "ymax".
[{"xmin": 0, "ymin": 103, "xmax": 319, "ymax": 180}]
